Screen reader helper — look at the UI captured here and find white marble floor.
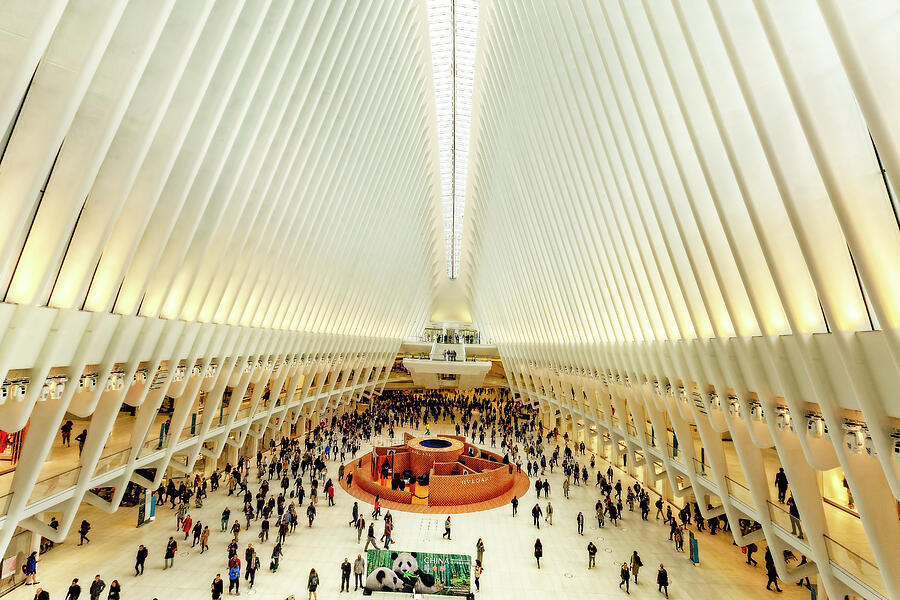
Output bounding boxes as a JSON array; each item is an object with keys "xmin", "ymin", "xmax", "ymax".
[{"xmin": 8, "ymin": 423, "xmax": 813, "ymax": 600}]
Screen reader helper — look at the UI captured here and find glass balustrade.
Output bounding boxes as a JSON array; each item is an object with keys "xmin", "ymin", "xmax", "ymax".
[
  {"xmin": 94, "ymin": 448, "xmax": 131, "ymax": 475},
  {"xmin": 28, "ymin": 466, "xmax": 82, "ymax": 505},
  {"xmin": 724, "ymin": 475, "xmax": 755, "ymax": 511},
  {"xmin": 824, "ymin": 534, "xmax": 888, "ymax": 599}
]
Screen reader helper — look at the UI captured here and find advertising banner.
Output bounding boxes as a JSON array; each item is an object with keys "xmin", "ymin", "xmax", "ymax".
[{"xmin": 364, "ymin": 549, "xmax": 471, "ymax": 596}]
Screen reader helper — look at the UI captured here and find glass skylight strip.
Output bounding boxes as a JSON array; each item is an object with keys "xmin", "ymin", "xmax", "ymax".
[{"xmin": 427, "ymin": 0, "xmax": 478, "ymax": 279}]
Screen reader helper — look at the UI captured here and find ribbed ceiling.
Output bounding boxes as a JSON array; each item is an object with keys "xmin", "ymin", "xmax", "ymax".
[
  {"xmin": 0, "ymin": 0, "xmax": 443, "ymax": 339},
  {"xmin": 463, "ymin": 0, "xmax": 900, "ymax": 346}
]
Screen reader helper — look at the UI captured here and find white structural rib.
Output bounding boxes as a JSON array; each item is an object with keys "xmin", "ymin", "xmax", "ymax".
[{"xmin": 463, "ymin": 2, "xmax": 900, "ymax": 600}]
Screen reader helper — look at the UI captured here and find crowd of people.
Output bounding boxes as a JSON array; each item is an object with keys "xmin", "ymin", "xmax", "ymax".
[{"xmin": 24, "ymin": 387, "xmax": 806, "ymax": 598}]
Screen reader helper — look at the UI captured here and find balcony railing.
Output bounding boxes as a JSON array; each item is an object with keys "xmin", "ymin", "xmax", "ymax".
[
  {"xmin": 28, "ymin": 466, "xmax": 82, "ymax": 506},
  {"xmin": 94, "ymin": 448, "xmax": 131, "ymax": 475},
  {"xmin": 824, "ymin": 534, "xmax": 888, "ymax": 599},
  {"xmin": 724, "ymin": 475, "xmax": 755, "ymax": 511}
]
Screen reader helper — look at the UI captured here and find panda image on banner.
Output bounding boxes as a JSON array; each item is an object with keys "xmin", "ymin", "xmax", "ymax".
[
  {"xmin": 391, "ymin": 552, "xmax": 441, "ymax": 594},
  {"xmin": 365, "ymin": 567, "xmax": 404, "ymax": 592}
]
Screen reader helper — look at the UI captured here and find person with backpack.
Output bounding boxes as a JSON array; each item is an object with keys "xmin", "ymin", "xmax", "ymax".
[
  {"xmin": 78, "ymin": 520, "xmax": 91, "ymax": 545},
  {"xmin": 307, "ymin": 568, "xmax": 320, "ymax": 600},
  {"xmin": 631, "ymin": 551, "xmax": 643, "ymax": 584}
]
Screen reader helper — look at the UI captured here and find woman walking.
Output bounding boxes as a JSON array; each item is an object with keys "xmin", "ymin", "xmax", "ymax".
[
  {"xmin": 630, "ymin": 551, "xmax": 642, "ymax": 584},
  {"xmin": 533, "ymin": 539, "xmax": 543, "ymax": 569},
  {"xmin": 24, "ymin": 551, "xmax": 38, "ymax": 585},
  {"xmin": 307, "ymin": 568, "xmax": 320, "ymax": 600}
]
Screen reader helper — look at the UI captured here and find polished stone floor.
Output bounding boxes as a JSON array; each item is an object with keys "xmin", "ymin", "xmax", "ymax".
[{"xmin": 8, "ymin": 422, "xmax": 812, "ymax": 600}]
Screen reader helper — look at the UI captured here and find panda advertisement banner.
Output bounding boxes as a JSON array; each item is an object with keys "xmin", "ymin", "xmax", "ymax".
[{"xmin": 365, "ymin": 549, "xmax": 471, "ymax": 596}]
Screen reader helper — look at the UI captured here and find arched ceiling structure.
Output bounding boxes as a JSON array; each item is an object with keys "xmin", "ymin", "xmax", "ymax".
[
  {"xmin": 0, "ymin": 2, "xmax": 900, "ymax": 599},
  {"xmin": 0, "ymin": 0, "xmax": 443, "ymax": 340},
  {"xmin": 461, "ymin": 2, "xmax": 900, "ymax": 600}
]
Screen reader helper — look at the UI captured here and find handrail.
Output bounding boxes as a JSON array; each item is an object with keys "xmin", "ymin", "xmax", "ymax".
[
  {"xmin": 724, "ymin": 475, "xmax": 755, "ymax": 510},
  {"xmin": 823, "ymin": 534, "xmax": 888, "ymax": 598}
]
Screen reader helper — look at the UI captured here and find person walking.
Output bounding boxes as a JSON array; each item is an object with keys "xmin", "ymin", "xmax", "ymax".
[
  {"xmin": 587, "ymin": 542, "xmax": 597, "ymax": 569},
  {"xmin": 24, "ymin": 551, "xmax": 38, "ymax": 585},
  {"xmin": 78, "ymin": 520, "xmax": 91, "ymax": 545},
  {"xmin": 61, "ymin": 420, "xmax": 73, "ymax": 446},
  {"xmin": 228, "ymin": 562, "xmax": 240, "ymax": 596},
  {"xmin": 307, "ymin": 503, "xmax": 316, "ymax": 527},
  {"xmin": 191, "ymin": 520, "xmax": 202, "ymax": 547},
  {"xmin": 364, "ymin": 523, "xmax": 379, "ymax": 551},
  {"xmin": 476, "ymin": 539, "xmax": 485, "ymax": 566},
  {"xmin": 106, "ymin": 580, "xmax": 121, "ymax": 600},
  {"xmin": 200, "ymin": 525, "xmax": 210, "ymax": 553},
  {"xmin": 657, "ymin": 564, "xmax": 669, "ymax": 598},
  {"xmin": 443, "ymin": 516, "xmax": 451, "ymax": 540},
  {"xmin": 356, "ymin": 517, "xmax": 366, "ymax": 543},
  {"xmin": 88, "ymin": 575, "xmax": 105, "ymax": 600},
  {"xmin": 246, "ymin": 552, "xmax": 259, "ymax": 589},
  {"xmin": 340, "ymin": 557, "xmax": 352, "ymax": 592},
  {"xmin": 766, "ymin": 562, "xmax": 782, "ymax": 592},
  {"xmin": 746, "ymin": 542, "xmax": 759, "ymax": 567},
  {"xmin": 511, "ymin": 495, "xmax": 518, "ymax": 516},
  {"xmin": 531, "ymin": 503, "xmax": 542, "ymax": 529},
  {"xmin": 164, "ymin": 537, "xmax": 177, "ymax": 569},
  {"xmin": 619, "ymin": 562, "xmax": 631, "ymax": 594},
  {"xmin": 372, "ymin": 495, "xmax": 381, "ymax": 519},
  {"xmin": 75, "ymin": 429, "xmax": 87, "ymax": 456},
  {"xmin": 576, "ymin": 512, "xmax": 584, "ymax": 535},
  {"xmin": 211, "ymin": 574, "xmax": 224, "ymax": 600},
  {"xmin": 65, "ymin": 579, "xmax": 82, "ymax": 600},
  {"xmin": 270, "ymin": 543, "xmax": 283, "ymax": 572},
  {"xmin": 774, "ymin": 468, "xmax": 789, "ymax": 504},
  {"xmin": 34, "ymin": 588, "xmax": 50, "ymax": 600},
  {"xmin": 353, "ymin": 554, "xmax": 365, "ymax": 590},
  {"xmin": 631, "ymin": 551, "xmax": 643, "ymax": 584},
  {"xmin": 533, "ymin": 538, "xmax": 543, "ymax": 569},
  {"xmin": 307, "ymin": 568, "xmax": 320, "ymax": 600},
  {"xmin": 349, "ymin": 502, "xmax": 359, "ymax": 527},
  {"xmin": 182, "ymin": 514, "xmax": 192, "ymax": 541},
  {"xmin": 545, "ymin": 501, "xmax": 553, "ymax": 525},
  {"xmin": 787, "ymin": 496, "xmax": 804, "ymax": 539},
  {"xmin": 135, "ymin": 545, "xmax": 148, "ymax": 575}
]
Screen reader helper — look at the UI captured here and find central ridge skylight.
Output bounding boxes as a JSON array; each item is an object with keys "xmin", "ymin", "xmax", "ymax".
[{"xmin": 427, "ymin": 0, "xmax": 478, "ymax": 279}]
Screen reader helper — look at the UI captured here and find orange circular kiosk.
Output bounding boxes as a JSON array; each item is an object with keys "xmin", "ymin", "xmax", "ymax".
[{"xmin": 345, "ymin": 434, "xmax": 529, "ymax": 512}]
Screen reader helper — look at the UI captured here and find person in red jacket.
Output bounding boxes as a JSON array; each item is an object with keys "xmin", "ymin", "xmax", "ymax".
[{"xmin": 182, "ymin": 515, "xmax": 192, "ymax": 540}]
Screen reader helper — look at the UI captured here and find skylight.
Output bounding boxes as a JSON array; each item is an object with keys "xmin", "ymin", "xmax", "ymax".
[{"xmin": 427, "ymin": 0, "xmax": 478, "ymax": 279}]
